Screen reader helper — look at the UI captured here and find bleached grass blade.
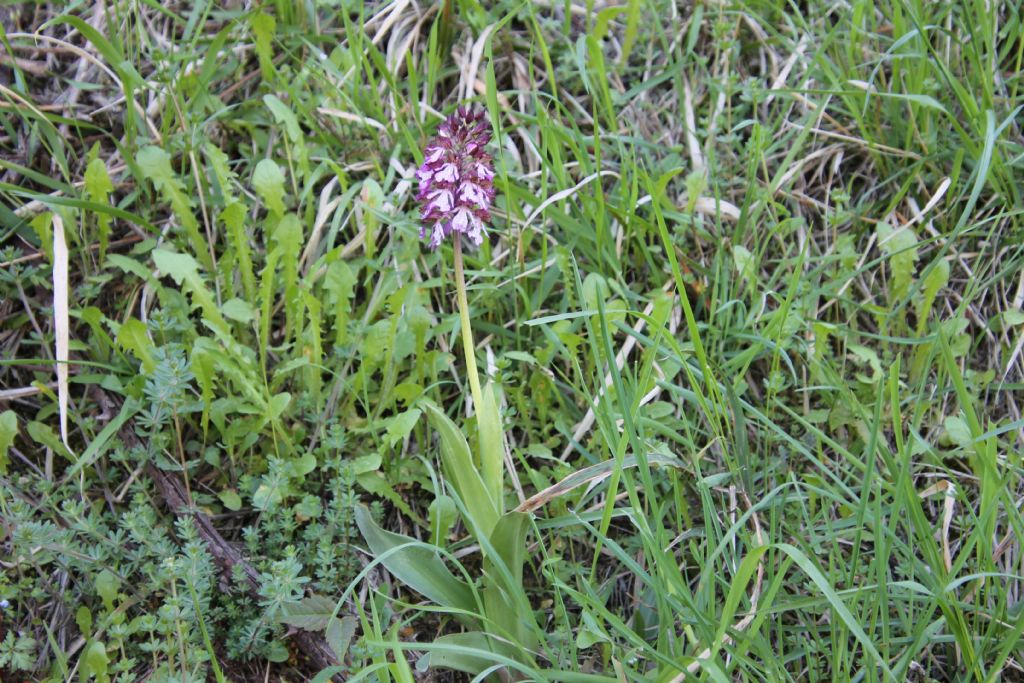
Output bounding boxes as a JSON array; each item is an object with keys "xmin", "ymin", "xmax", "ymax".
[{"xmin": 53, "ymin": 212, "xmax": 70, "ymax": 450}]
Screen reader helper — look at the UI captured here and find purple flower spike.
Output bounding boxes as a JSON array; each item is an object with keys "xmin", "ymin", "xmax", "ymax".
[{"xmin": 417, "ymin": 107, "xmax": 495, "ymax": 249}]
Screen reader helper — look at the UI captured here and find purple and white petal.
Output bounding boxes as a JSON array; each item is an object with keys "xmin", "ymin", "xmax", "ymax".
[
  {"xmin": 424, "ymin": 146, "xmax": 445, "ymax": 164},
  {"xmin": 460, "ymin": 183, "xmax": 489, "ymax": 207},
  {"xmin": 451, "ymin": 207, "xmax": 471, "ymax": 234},
  {"xmin": 464, "ymin": 213, "xmax": 485, "ymax": 246},
  {"xmin": 473, "ymin": 162, "xmax": 494, "ymax": 182},
  {"xmin": 434, "ymin": 163, "xmax": 459, "ymax": 183}
]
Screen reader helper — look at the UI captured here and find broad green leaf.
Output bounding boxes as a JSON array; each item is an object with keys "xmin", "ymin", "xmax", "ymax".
[
  {"xmin": 352, "ymin": 452, "xmax": 381, "ymax": 475},
  {"xmin": 272, "ymin": 213, "xmax": 303, "ymax": 337},
  {"xmin": 406, "ymin": 304, "xmax": 432, "ymax": 339},
  {"xmin": 220, "ymin": 201, "xmax": 256, "ymax": 302},
  {"xmin": 0, "ymin": 410, "xmax": 18, "ymax": 475},
  {"xmin": 354, "ymin": 505, "xmax": 477, "ymax": 615},
  {"xmin": 253, "ymin": 481, "xmax": 288, "ymax": 511},
  {"xmin": 219, "ymin": 489, "xmax": 242, "ymax": 511},
  {"xmin": 294, "ymin": 494, "xmax": 321, "ymax": 520},
  {"xmin": 356, "ymin": 471, "xmax": 418, "ymax": 520},
  {"xmin": 393, "ymin": 382, "xmax": 423, "ymax": 405},
  {"xmin": 876, "ymin": 222, "xmax": 918, "ymax": 303},
  {"xmin": 944, "ymin": 415, "xmax": 972, "ymax": 449},
  {"xmin": 191, "ymin": 344, "xmax": 215, "ymax": 437},
  {"xmin": 733, "ymin": 245, "xmax": 756, "ymax": 284},
  {"xmin": 268, "ymin": 392, "xmax": 292, "ymax": 421},
  {"xmin": 581, "ymin": 273, "xmax": 611, "ymax": 311},
  {"xmin": 84, "ymin": 158, "xmax": 113, "ymax": 262},
  {"xmin": 30, "ymin": 212, "xmax": 53, "ymax": 262},
  {"xmin": 76, "ymin": 606, "xmax": 93, "ymax": 634},
  {"xmin": 326, "ymin": 615, "xmax": 357, "ymax": 662},
  {"xmin": 684, "ymin": 168, "xmax": 708, "ymax": 213},
  {"xmin": 917, "ymin": 258, "xmax": 950, "ymax": 326},
  {"xmin": 137, "ymin": 146, "xmax": 210, "ymax": 270},
  {"xmin": 503, "ymin": 351, "xmax": 537, "ymax": 365},
  {"xmin": 264, "ymin": 94, "xmax": 302, "ymax": 142},
  {"xmin": 253, "ymin": 159, "xmax": 286, "ymax": 216},
  {"xmin": 105, "ymin": 253, "xmax": 151, "ymax": 281},
  {"xmin": 251, "ymin": 12, "xmax": 276, "ymax": 81},
  {"xmin": 429, "ymin": 495, "xmax": 457, "ymax": 546},
  {"xmin": 204, "ymin": 142, "xmax": 236, "ymax": 202},
  {"xmin": 222, "ymin": 298, "xmax": 255, "ymax": 323},
  {"xmin": 266, "ymin": 641, "xmax": 289, "ymax": 663},
  {"xmin": 95, "ymin": 570, "xmax": 119, "ymax": 613},
  {"xmin": 420, "ymin": 631, "xmax": 521, "ymax": 675},
  {"xmin": 576, "ymin": 610, "xmax": 611, "ymax": 648},
  {"xmin": 116, "ymin": 317, "xmax": 154, "ymax": 372},
  {"xmin": 290, "ymin": 450, "xmax": 316, "ymax": 477},
  {"xmin": 477, "ymin": 382, "xmax": 505, "ymax": 512},
  {"xmin": 483, "ymin": 511, "xmax": 535, "ymax": 650},
  {"xmin": 358, "ymin": 178, "xmax": 384, "ymax": 259},
  {"xmin": 26, "ymin": 421, "xmax": 73, "ymax": 462},
  {"xmin": 324, "ymin": 259, "xmax": 356, "ymax": 345},
  {"xmin": 152, "ymin": 249, "xmax": 228, "ymax": 334},
  {"xmin": 1003, "ymin": 310, "xmax": 1024, "ymax": 327},
  {"xmin": 848, "ymin": 343, "xmax": 883, "ymax": 385},
  {"xmin": 279, "ymin": 594, "xmax": 339, "ymax": 630},
  {"xmin": 593, "ymin": 6, "xmax": 626, "ymax": 39},
  {"xmin": 82, "ymin": 640, "xmax": 109, "ymax": 683},
  {"xmin": 386, "ymin": 408, "xmax": 421, "ymax": 448},
  {"xmin": 422, "ymin": 402, "xmax": 499, "ymax": 540}
]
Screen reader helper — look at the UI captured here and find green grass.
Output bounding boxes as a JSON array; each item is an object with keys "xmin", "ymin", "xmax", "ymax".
[{"xmin": 1, "ymin": 1, "xmax": 1023, "ymax": 681}]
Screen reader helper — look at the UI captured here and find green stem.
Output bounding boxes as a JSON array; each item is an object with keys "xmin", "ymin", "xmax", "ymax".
[{"xmin": 452, "ymin": 233, "xmax": 484, "ymax": 414}]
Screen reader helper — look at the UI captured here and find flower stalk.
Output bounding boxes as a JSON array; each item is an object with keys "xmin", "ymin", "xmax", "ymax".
[{"xmin": 452, "ymin": 232, "xmax": 484, "ymax": 414}]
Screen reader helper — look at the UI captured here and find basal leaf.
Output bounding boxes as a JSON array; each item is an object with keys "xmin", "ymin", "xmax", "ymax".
[
  {"xmin": 420, "ymin": 631, "xmax": 521, "ymax": 676},
  {"xmin": 422, "ymin": 402, "xmax": 499, "ymax": 540},
  {"xmin": 483, "ymin": 511, "xmax": 535, "ymax": 651},
  {"xmin": 354, "ymin": 505, "xmax": 477, "ymax": 616},
  {"xmin": 477, "ymin": 382, "xmax": 505, "ymax": 512}
]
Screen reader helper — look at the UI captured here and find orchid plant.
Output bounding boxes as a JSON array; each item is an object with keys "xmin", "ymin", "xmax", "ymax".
[
  {"xmin": 355, "ymin": 107, "xmax": 539, "ymax": 679},
  {"xmin": 416, "ymin": 106, "xmax": 495, "ymax": 417}
]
